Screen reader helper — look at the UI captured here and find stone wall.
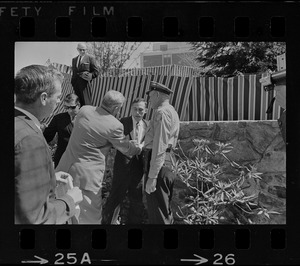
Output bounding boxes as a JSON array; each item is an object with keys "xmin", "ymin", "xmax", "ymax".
[{"xmin": 173, "ymin": 120, "xmax": 286, "ymax": 224}]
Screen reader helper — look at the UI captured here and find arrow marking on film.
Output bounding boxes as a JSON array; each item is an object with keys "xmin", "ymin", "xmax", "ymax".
[
  {"xmin": 181, "ymin": 254, "xmax": 208, "ymax": 265},
  {"xmin": 21, "ymin": 255, "xmax": 48, "ymax": 264}
]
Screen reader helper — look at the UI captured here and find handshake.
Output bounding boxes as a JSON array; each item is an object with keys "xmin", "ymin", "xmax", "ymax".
[
  {"xmin": 129, "ymin": 140, "xmax": 143, "ymax": 156},
  {"xmin": 55, "ymin": 171, "xmax": 83, "ymax": 205}
]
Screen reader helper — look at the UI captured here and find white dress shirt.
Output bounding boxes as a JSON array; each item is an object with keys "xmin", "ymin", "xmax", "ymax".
[{"xmin": 132, "ymin": 116, "xmax": 146, "ymax": 145}]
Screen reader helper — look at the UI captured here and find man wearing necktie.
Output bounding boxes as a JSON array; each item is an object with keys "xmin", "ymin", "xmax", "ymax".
[
  {"xmin": 71, "ymin": 43, "xmax": 100, "ymax": 106},
  {"xmin": 102, "ymin": 98, "xmax": 149, "ymax": 224},
  {"xmin": 14, "ymin": 65, "xmax": 83, "ymax": 224}
]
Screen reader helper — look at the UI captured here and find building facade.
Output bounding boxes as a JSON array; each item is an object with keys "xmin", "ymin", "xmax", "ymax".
[{"xmin": 140, "ymin": 42, "xmax": 195, "ymax": 68}]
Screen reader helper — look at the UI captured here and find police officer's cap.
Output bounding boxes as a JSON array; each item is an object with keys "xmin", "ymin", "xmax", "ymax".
[{"xmin": 146, "ymin": 81, "xmax": 173, "ymax": 95}]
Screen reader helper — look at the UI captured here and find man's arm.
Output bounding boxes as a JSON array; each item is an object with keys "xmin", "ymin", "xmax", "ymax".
[
  {"xmin": 108, "ymin": 124, "xmax": 141, "ymax": 157},
  {"xmin": 148, "ymin": 111, "xmax": 171, "ymax": 179},
  {"xmin": 89, "ymin": 55, "xmax": 100, "ymax": 79},
  {"xmin": 15, "ymin": 135, "xmax": 76, "ymax": 224}
]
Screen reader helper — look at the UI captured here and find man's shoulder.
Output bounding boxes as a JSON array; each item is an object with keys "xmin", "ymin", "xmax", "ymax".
[
  {"xmin": 54, "ymin": 112, "xmax": 68, "ymax": 119},
  {"xmin": 15, "ymin": 120, "xmax": 43, "ymax": 146},
  {"xmin": 120, "ymin": 116, "xmax": 132, "ymax": 124}
]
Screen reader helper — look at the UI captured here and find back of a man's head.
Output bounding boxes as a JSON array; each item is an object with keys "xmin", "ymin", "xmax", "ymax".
[
  {"xmin": 15, "ymin": 65, "xmax": 64, "ymax": 105},
  {"xmin": 101, "ymin": 90, "xmax": 125, "ymax": 109}
]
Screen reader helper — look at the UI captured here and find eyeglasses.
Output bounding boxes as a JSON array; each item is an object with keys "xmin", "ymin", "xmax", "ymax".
[{"xmin": 64, "ymin": 105, "xmax": 77, "ymax": 110}]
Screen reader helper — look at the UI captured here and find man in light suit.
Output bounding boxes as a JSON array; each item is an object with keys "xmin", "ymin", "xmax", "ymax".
[
  {"xmin": 71, "ymin": 43, "xmax": 99, "ymax": 106},
  {"xmin": 15, "ymin": 65, "xmax": 83, "ymax": 224},
  {"xmin": 102, "ymin": 98, "xmax": 149, "ymax": 224},
  {"xmin": 56, "ymin": 90, "xmax": 142, "ymax": 224}
]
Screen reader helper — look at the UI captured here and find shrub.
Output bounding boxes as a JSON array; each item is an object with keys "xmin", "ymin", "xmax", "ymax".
[{"xmin": 172, "ymin": 138, "xmax": 280, "ymax": 224}]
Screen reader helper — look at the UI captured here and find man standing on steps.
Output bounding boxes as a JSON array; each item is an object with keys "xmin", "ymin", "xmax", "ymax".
[{"xmin": 71, "ymin": 43, "xmax": 99, "ymax": 106}]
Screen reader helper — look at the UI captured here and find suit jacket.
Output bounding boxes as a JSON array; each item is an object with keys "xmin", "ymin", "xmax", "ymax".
[
  {"xmin": 55, "ymin": 106, "xmax": 141, "ymax": 193},
  {"xmin": 71, "ymin": 54, "xmax": 99, "ymax": 88},
  {"xmin": 114, "ymin": 116, "xmax": 148, "ymax": 176},
  {"xmin": 14, "ymin": 108, "xmax": 75, "ymax": 224},
  {"xmin": 43, "ymin": 112, "xmax": 73, "ymax": 167}
]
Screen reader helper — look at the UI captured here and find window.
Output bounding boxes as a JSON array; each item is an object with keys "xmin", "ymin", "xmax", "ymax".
[
  {"xmin": 163, "ymin": 54, "xmax": 171, "ymax": 65},
  {"xmin": 160, "ymin": 44, "xmax": 168, "ymax": 51}
]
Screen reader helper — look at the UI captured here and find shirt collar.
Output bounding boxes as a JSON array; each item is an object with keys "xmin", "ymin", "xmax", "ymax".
[
  {"xmin": 132, "ymin": 116, "xmax": 141, "ymax": 126},
  {"xmin": 15, "ymin": 106, "xmax": 42, "ymax": 131}
]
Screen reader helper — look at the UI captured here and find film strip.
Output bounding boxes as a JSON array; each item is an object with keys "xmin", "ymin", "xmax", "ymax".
[{"xmin": 2, "ymin": 1, "xmax": 300, "ymax": 265}]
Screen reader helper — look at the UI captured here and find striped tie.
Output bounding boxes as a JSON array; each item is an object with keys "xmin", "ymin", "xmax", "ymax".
[{"xmin": 76, "ymin": 56, "xmax": 81, "ymax": 68}]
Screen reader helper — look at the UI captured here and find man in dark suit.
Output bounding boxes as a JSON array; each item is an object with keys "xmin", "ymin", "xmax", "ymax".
[
  {"xmin": 42, "ymin": 93, "xmax": 81, "ymax": 167},
  {"xmin": 14, "ymin": 65, "xmax": 83, "ymax": 224},
  {"xmin": 71, "ymin": 43, "xmax": 99, "ymax": 106},
  {"xmin": 102, "ymin": 98, "xmax": 149, "ymax": 224}
]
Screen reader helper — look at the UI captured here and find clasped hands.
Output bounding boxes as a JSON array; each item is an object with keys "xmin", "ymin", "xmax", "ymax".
[
  {"xmin": 129, "ymin": 139, "xmax": 143, "ymax": 156},
  {"xmin": 79, "ymin": 71, "xmax": 92, "ymax": 81},
  {"xmin": 55, "ymin": 171, "xmax": 83, "ymax": 205}
]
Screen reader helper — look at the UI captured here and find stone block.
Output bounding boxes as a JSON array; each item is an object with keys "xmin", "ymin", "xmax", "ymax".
[
  {"xmin": 246, "ymin": 121, "xmax": 279, "ymax": 154},
  {"xmin": 257, "ymin": 135, "xmax": 286, "ymax": 172},
  {"xmin": 258, "ymin": 192, "xmax": 286, "ymax": 208},
  {"xmin": 223, "ymin": 139, "xmax": 261, "ymax": 164},
  {"xmin": 268, "ymin": 185, "xmax": 286, "ymax": 198}
]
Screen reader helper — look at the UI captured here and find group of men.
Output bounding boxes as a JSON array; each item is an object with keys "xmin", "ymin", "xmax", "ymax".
[{"xmin": 14, "ymin": 43, "xmax": 180, "ymax": 225}]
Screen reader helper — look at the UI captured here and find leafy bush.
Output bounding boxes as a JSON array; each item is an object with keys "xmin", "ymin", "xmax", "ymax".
[{"xmin": 172, "ymin": 138, "xmax": 280, "ymax": 224}]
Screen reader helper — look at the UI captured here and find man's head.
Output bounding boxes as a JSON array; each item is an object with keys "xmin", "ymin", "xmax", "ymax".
[
  {"xmin": 64, "ymin": 93, "xmax": 81, "ymax": 116},
  {"xmin": 101, "ymin": 90, "xmax": 126, "ymax": 117},
  {"xmin": 15, "ymin": 65, "xmax": 64, "ymax": 120},
  {"xmin": 146, "ymin": 81, "xmax": 173, "ymax": 109},
  {"xmin": 130, "ymin": 98, "xmax": 147, "ymax": 122},
  {"xmin": 77, "ymin": 43, "xmax": 87, "ymax": 57}
]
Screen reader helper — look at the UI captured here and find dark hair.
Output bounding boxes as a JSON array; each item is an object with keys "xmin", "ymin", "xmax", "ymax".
[
  {"xmin": 131, "ymin": 97, "xmax": 147, "ymax": 107},
  {"xmin": 64, "ymin": 93, "xmax": 80, "ymax": 105},
  {"xmin": 15, "ymin": 65, "xmax": 64, "ymax": 104}
]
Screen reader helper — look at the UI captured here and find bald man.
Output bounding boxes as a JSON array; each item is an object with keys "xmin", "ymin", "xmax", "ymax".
[{"xmin": 71, "ymin": 43, "xmax": 100, "ymax": 106}]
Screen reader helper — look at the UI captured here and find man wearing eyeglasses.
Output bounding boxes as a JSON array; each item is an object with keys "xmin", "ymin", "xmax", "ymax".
[
  {"xmin": 43, "ymin": 93, "xmax": 81, "ymax": 167},
  {"xmin": 71, "ymin": 43, "xmax": 99, "ymax": 106}
]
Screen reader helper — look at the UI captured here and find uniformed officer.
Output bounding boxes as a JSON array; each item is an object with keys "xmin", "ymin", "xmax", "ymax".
[{"xmin": 142, "ymin": 81, "xmax": 180, "ymax": 224}]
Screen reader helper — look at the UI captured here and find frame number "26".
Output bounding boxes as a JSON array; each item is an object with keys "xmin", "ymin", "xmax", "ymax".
[{"xmin": 213, "ymin": 253, "xmax": 235, "ymax": 265}]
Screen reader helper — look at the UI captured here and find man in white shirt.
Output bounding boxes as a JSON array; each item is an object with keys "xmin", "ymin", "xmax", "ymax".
[
  {"xmin": 143, "ymin": 81, "xmax": 180, "ymax": 224},
  {"xmin": 102, "ymin": 98, "xmax": 149, "ymax": 224}
]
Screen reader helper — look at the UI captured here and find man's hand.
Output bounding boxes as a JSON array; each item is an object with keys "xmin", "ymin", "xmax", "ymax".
[
  {"xmin": 145, "ymin": 177, "xmax": 157, "ymax": 194},
  {"xmin": 67, "ymin": 187, "xmax": 83, "ymax": 205},
  {"xmin": 55, "ymin": 171, "xmax": 72, "ymax": 186},
  {"xmin": 81, "ymin": 71, "xmax": 92, "ymax": 81},
  {"xmin": 129, "ymin": 140, "xmax": 142, "ymax": 155}
]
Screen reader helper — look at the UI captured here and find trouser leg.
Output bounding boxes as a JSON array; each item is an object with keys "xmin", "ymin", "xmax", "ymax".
[
  {"xmin": 127, "ymin": 174, "xmax": 144, "ymax": 224},
  {"xmin": 82, "ymin": 83, "xmax": 92, "ymax": 106},
  {"xmin": 145, "ymin": 166, "xmax": 175, "ymax": 224},
  {"xmin": 77, "ymin": 189, "xmax": 102, "ymax": 224},
  {"xmin": 102, "ymin": 172, "xmax": 130, "ymax": 225}
]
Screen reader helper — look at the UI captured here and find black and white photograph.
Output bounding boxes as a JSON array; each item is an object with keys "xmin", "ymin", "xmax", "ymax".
[{"xmin": 14, "ymin": 41, "xmax": 286, "ymax": 225}]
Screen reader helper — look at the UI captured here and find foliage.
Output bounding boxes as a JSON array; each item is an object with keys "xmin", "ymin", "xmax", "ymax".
[
  {"xmin": 172, "ymin": 138, "xmax": 280, "ymax": 225},
  {"xmin": 86, "ymin": 42, "xmax": 141, "ymax": 75},
  {"xmin": 189, "ymin": 42, "xmax": 286, "ymax": 77}
]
